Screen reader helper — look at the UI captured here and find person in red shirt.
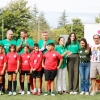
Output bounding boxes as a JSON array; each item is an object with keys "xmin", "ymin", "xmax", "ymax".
[
  {"xmin": 30, "ymin": 43, "xmax": 42, "ymax": 96},
  {"xmin": 0, "ymin": 45, "xmax": 7, "ymax": 95},
  {"xmin": 7, "ymin": 44, "xmax": 20, "ymax": 96},
  {"xmin": 42, "ymin": 42, "xmax": 63, "ymax": 96},
  {"xmin": 20, "ymin": 45, "xmax": 31, "ymax": 95}
]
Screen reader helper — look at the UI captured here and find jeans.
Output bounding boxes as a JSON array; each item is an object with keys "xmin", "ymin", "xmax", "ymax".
[{"xmin": 79, "ymin": 62, "xmax": 90, "ymax": 92}]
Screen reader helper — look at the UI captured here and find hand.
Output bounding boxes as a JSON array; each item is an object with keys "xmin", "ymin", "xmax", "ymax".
[
  {"xmin": 1, "ymin": 70, "xmax": 4, "ymax": 75},
  {"xmin": 42, "ymin": 64, "xmax": 44, "ymax": 68},
  {"xmin": 30, "ymin": 69, "xmax": 32, "ymax": 73},
  {"xmin": 33, "ymin": 68, "xmax": 36, "ymax": 71},
  {"xmin": 68, "ymin": 52, "xmax": 72, "ymax": 55},
  {"xmin": 15, "ymin": 69, "xmax": 18, "ymax": 73},
  {"xmin": 57, "ymin": 66, "xmax": 60, "ymax": 69}
]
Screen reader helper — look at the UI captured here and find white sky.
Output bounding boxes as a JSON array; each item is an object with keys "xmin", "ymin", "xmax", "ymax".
[{"xmin": 0, "ymin": 0, "xmax": 100, "ymax": 27}]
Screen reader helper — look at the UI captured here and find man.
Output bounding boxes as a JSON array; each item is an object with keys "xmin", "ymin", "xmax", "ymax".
[
  {"xmin": 1, "ymin": 30, "xmax": 16, "ymax": 93},
  {"xmin": 38, "ymin": 31, "xmax": 54, "ymax": 92},
  {"xmin": 16, "ymin": 29, "xmax": 34, "ymax": 93},
  {"xmin": 1, "ymin": 30, "xmax": 16, "ymax": 54},
  {"xmin": 90, "ymin": 34, "xmax": 100, "ymax": 96}
]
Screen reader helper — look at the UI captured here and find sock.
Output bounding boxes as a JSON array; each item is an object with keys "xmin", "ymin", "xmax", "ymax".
[
  {"xmin": 13, "ymin": 81, "xmax": 17, "ymax": 92},
  {"xmin": 0, "ymin": 83, "xmax": 2, "ymax": 91},
  {"xmin": 27, "ymin": 83, "xmax": 30, "ymax": 91},
  {"xmin": 21, "ymin": 82, "xmax": 24, "ymax": 91},
  {"xmin": 34, "ymin": 88, "xmax": 36, "ymax": 92},
  {"xmin": 38, "ymin": 88, "xmax": 40, "ymax": 92},
  {"xmin": 9, "ymin": 81, "xmax": 12, "ymax": 92}
]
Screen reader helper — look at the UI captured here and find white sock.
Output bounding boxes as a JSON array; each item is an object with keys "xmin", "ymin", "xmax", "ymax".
[
  {"xmin": 38, "ymin": 88, "xmax": 40, "ymax": 92},
  {"xmin": 34, "ymin": 88, "xmax": 36, "ymax": 92}
]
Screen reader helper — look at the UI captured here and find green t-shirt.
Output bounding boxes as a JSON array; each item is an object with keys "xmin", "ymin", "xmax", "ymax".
[
  {"xmin": 38, "ymin": 39, "xmax": 54, "ymax": 54},
  {"xmin": 79, "ymin": 48, "xmax": 91, "ymax": 62},
  {"xmin": 0, "ymin": 41, "xmax": 2, "ymax": 45},
  {"xmin": 16, "ymin": 38, "xmax": 34, "ymax": 54},
  {"xmin": 1, "ymin": 39, "xmax": 16, "ymax": 54},
  {"xmin": 55, "ymin": 45, "xmax": 67, "ymax": 69},
  {"xmin": 66, "ymin": 41, "xmax": 80, "ymax": 54}
]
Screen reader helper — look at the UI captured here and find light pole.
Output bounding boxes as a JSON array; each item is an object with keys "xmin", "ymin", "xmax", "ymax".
[
  {"xmin": 38, "ymin": 20, "xmax": 40, "ymax": 41},
  {"xmin": 2, "ymin": 18, "xmax": 4, "ymax": 40}
]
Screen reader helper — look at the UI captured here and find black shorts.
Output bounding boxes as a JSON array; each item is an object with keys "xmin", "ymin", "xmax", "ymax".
[
  {"xmin": 8, "ymin": 71, "xmax": 16, "ymax": 75},
  {"xmin": 32, "ymin": 71, "xmax": 42, "ymax": 79},
  {"xmin": 20, "ymin": 71, "xmax": 30, "ymax": 75},
  {"xmin": 44, "ymin": 69, "xmax": 57, "ymax": 81},
  {"xmin": 41, "ymin": 68, "xmax": 44, "ymax": 76}
]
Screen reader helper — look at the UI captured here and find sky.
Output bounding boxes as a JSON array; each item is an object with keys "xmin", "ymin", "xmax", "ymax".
[{"xmin": 0, "ymin": 0, "xmax": 100, "ymax": 28}]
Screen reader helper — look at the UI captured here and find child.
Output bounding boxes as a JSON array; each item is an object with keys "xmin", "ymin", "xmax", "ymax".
[
  {"xmin": 30, "ymin": 43, "xmax": 43, "ymax": 96},
  {"xmin": 42, "ymin": 42, "xmax": 63, "ymax": 96},
  {"xmin": 7, "ymin": 44, "xmax": 20, "ymax": 96},
  {"xmin": 20, "ymin": 45, "xmax": 31, "ymax": 95},
  {"xmin": 0, "ymin": 45, "xmax": 7, "ymax": 95}
]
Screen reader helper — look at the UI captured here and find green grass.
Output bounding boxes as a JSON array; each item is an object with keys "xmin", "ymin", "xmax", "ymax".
[{"xmin": 0, "ymin": 73, "xmax": 100, "ymax": 100}]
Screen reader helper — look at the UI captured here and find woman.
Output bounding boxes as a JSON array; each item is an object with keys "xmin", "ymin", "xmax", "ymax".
[
  {"xmin": 65, "ymin": 32, "xmax": 80, "ymax": 94},
  {"xmin": 79, "ymin": 38, "xmax": 91, "ymax": 95}
]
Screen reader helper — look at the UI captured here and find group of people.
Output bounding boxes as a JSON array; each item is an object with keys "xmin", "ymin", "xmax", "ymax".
[{"xmin": 0, "ymin": 29, "xmax": 100, "ymax": 97}]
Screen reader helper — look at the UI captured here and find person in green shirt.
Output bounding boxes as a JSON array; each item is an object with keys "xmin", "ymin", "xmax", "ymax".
[
  {"xmin": 79, "ymin": 38, "xmax": 91, "ymax": 95},
  {"xmin": 55, "ymin": 37, "xmax": 71, "ymax": 95},
  {"xmin": 65, "ymin": 32, "xmax": 80, "ymax": 94},
  {"xmin": 16, "ymin": 29, "xmax": 34, "ymax": 54},
  {"xmin": 38, "ymin": 31, "xmax": 54, "ymax": 93},
  {"xmin": 1, "ymin": 30, "xmax": 16, "ymax": 54}
]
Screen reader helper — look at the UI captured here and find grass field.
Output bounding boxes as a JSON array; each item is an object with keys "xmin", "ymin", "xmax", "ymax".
[{"xmin": 0, "ymin": 73, "xmax": 100, "ymax": 100}]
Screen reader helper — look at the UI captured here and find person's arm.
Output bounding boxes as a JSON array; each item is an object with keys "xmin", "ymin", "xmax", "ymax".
[
  {"xmin": 1, "ymin": 63, "xmax": 6, "ymax": 75},
  {"xmin": 61, "ymin": 50, "xmax": 72, "ymax": 57},
  {"xmin": 86, "ymin": 44, "xmax": 91, "ymax": 54},
  {"xmin": 16, "ymin": 60, "xmax": 20, "ymax": 73},
  {"xmin": 57, "ymin": 58, "xmax": 63, "ymax": 69}
]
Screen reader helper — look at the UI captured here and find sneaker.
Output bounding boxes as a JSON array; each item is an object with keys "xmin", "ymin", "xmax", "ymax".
[
  {"xmin": 44, "ymin": 92, "xmax": 48, "ymax": 96},
  {"xmin": 8, "ymin": 91, "xmax": 12, "ymax": 96},
  {"xmin": 73, "ymin": 92, "xmax": 78, "ymax": 94},
  {"xmin": 1, "ymin": 92, "xmax": 4, "ymax": 95},
  {"xmin": 80, "ymin": 91, "xmax": 85, "ymax": 95},
  {"xmin": 21, "ymin": 91, "xmax": 25, "ymax": 95},
  {"xmin": 37, "ymin": 92, "xmax": 41, "ymax": 96},
  {"xmin": 70, "ymin": 92, "xmax": 73, "ymax": 94},
  {"xmin": 13, "ymin": 92, "xmax": 16, "ymax": 96},
  {"xmin": 51, "ymin": 92, "xmax": 55, "ymax": 96},
  {"xmin": 31, "ymin": 90, "xmax": 34, "ymax": 93},
  {"xmin": 58, "ymin": 91, "xmax": 62, "ymax": 95},
  {"xmin": 32, "ymin": 92, "xmax": 37, "ymax": 95},
  {"xmin": 63, "ymin": 90, "xmax": 69, "ymax": 94},
  {"xmin": 90, "ymin": 91, "xmax": 96, "ymax": 96},
  {"xmin": 18, "ymin": 90, "xmax": 22, "ymax": 94},
  {"xmin": 85, "ymin": 92, "xmax": 89, "ymax": 95},
  {"xmin": 27, "ymin": 91, "xmax": 30, "ymax": 95}
]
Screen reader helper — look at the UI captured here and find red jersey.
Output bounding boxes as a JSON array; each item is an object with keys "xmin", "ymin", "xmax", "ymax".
[
  {"xmin": 20, "ymin": 53, "xmax": 31, "ymax": 71},
  {"xmin": 0, "ymin": 54, "xmax": 7, "ymax": 73},
  {"xmin": 7, "ymin": 52, "xmax": 20, "ymax": 72},
  {"xmin": 30, "ymin": 51, "xmax": 42, "ymax": 71},
  {"xmin": 43, "ymin": 50, "xmax": 62, "ymax": 70}
]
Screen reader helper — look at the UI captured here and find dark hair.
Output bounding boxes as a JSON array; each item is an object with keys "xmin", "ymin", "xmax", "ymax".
[
  {"xmin": 9, "ymin": 44, "xmax": 16, "ymax": 52},
  {"xmin": 47, "ymin": 42, "xmax": 55, "ymax": 47},
  {"xmin": 20, "ymin": 29, "xmax": 27, "ymax": 34},
  {"xmin": 65, "ymin": 32, "xmax": 77, "ymax": 46},
  {"xmin": 0, "ymin": 45, "xmax": 3, "ymax": 48},
  {"xmin": 24, "ymin": 45, "xmax": 29, "ymax": 49},
  {"xmin": 42, "ymin": 31, "xmax": 48, "ymax": 34},
  {"xmin": 80, "ymin": 38, "xmax": 88, "ymax": 48},
  {"xmin": 34, "ymin": 43, "xmax": 39, "ymax": 48},
  {"xmin": 57, "ymin": 37, "xmax": 64, "ymax": 45},
  {"xmin": 93, "ymin": 34, "xmax": 100, "ymax": 39}
]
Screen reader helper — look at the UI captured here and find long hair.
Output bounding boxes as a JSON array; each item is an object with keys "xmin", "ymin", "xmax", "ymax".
[
  {"xmin": 65, "ymin": 32, "xmax": 77, "ymax": 46},
  {"xmin": 57, "ymin": 37, "xmax": 64, "ymax": 45},
  {"xmin": 80, "ymin": 38, "xmax": 88, "ymax": 48}
]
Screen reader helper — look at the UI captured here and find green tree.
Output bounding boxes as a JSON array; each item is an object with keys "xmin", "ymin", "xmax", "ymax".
[
  {"xmin": 0, "ymin": 0, "xmax": 32, "ymax": 40},
  {"xmin": 58, "ymin": 10, "xmax": 68, "ymax": 28},
  {"xmin": 71, "ymin": 18, "xmax": 84, "ymax": 40},
  {"xmin": 95, "ymin": 14, "xmax": 100, "ymax": 23}
]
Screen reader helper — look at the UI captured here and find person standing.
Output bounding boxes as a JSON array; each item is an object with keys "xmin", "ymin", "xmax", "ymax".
[
  {"xmin": 90, "ymin": 34, "xmax": 100, "ymax": 96},
  {"xmin": 65, "ymin": 32, "xmax": 80, "ymax": 94},
  {"xmin": 16, "ymin": 29, "xmax": 34, "ymax": 93},
  {"xmin": 38, "ymin": 31, "xmax": 54, "ymax": 92},
  {"xmin": 79, "ymin": 38, "xmax": 91, "ymax": 95}
]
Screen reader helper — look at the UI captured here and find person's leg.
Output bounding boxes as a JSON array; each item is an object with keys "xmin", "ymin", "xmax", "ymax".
[
  {"xmin": 8, "ymin": 75, "xmax": 12, "ymax": 92},
  {"xmin": 38, "ymin": 78, "xmax": 41, "ymax": 93},
  {"xmin": 56, "ymin": 69, "xmax": 62, "ymax": 93},
  {"xmin": 20, "ymin": 74, "xmax": 25, "ymax": 92},
  {"xmin": 2, "ymin": 75, "xmax": 5, "ymax": 93},
  {"xmin": 30, "ymin": 75, "xmax": 34, "ymax": 92},
  {"xmin": 62, "ymin": 67, "xmax": 67, "ymax": 93},
  {"xmin": 67, "ymin": 56, "xmax": 74, "ymax": 93},
  {"xmin": 27, "ymin": 74, "xmax": 30, "ymax": 92},
  {"xmin": 79, "ymin": 63, "xmax": 85, "ymax": 93},
  {"xmin": 84, "ymin": 62, "xmax": 90, "ymax": 93},
  {"xmin": 73, "ymin": 55, "xmax": 79, "ymax": 93},
  {"xmin": 0, "ymin": 76, "xmax": 3, "ymax": 93},
  {"xmin": 18, "ymin": 73, "xmax": 22, "ymax": 93}
]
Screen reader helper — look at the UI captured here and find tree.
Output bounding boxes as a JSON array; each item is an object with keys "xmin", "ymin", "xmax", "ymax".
[
  {"xmin": 95, "ymin": 14, "xmax": 100, "ymax": 23},
  {"xmin": 0, "ymin": 0, "xmax": 32, "ymax": 39},
  {"xmin": 58, "ymin": 10, "xmax": 68, "ymax": 28},
  {"xmin": 71, "ymin": 18, "xmax": 84, "ymax": 40}
]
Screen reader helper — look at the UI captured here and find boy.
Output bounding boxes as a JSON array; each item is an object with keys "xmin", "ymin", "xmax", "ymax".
[
  {"xmin": 30, "ymin": 43, "xmax": 42, "ymax": 96},
  {"xmin": 42, "ymin": 42, "xmax": 63, "ymax": 96}
]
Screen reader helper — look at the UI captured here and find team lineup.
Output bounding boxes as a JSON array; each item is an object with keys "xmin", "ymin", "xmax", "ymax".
[{"xmin": 0, "ymin": 29, "xmax": 100, "ymax": 96}]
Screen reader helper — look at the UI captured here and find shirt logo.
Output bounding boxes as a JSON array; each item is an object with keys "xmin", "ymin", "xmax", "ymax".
[
  {"xmin": 34, "ymin": 60, "xmax": 37, "ymax": 64},
  {"xmin": 27, "ymin": 55, "xmax": 30, "ymax": 58},
  {"xmin": 24, "ymin": 61, "xmax": 28, "ymax": 64},
  {"xmin": 80, "ymin": 51, "xmax": 82, "ymax": 53},
  {"xmin": 14, "ymin": 55, "xmax": 16, "ymax": 58},
  {"xmin": 38, "ymin": 54, "xmax": 40, "ymax": 57},
  {"xmin": 0, "ymin": 56, "xmax": 3, "ymax": 59},
  {"xmin": 53, "ymin": 54, "xmax": 56, "ymax": 56}
]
